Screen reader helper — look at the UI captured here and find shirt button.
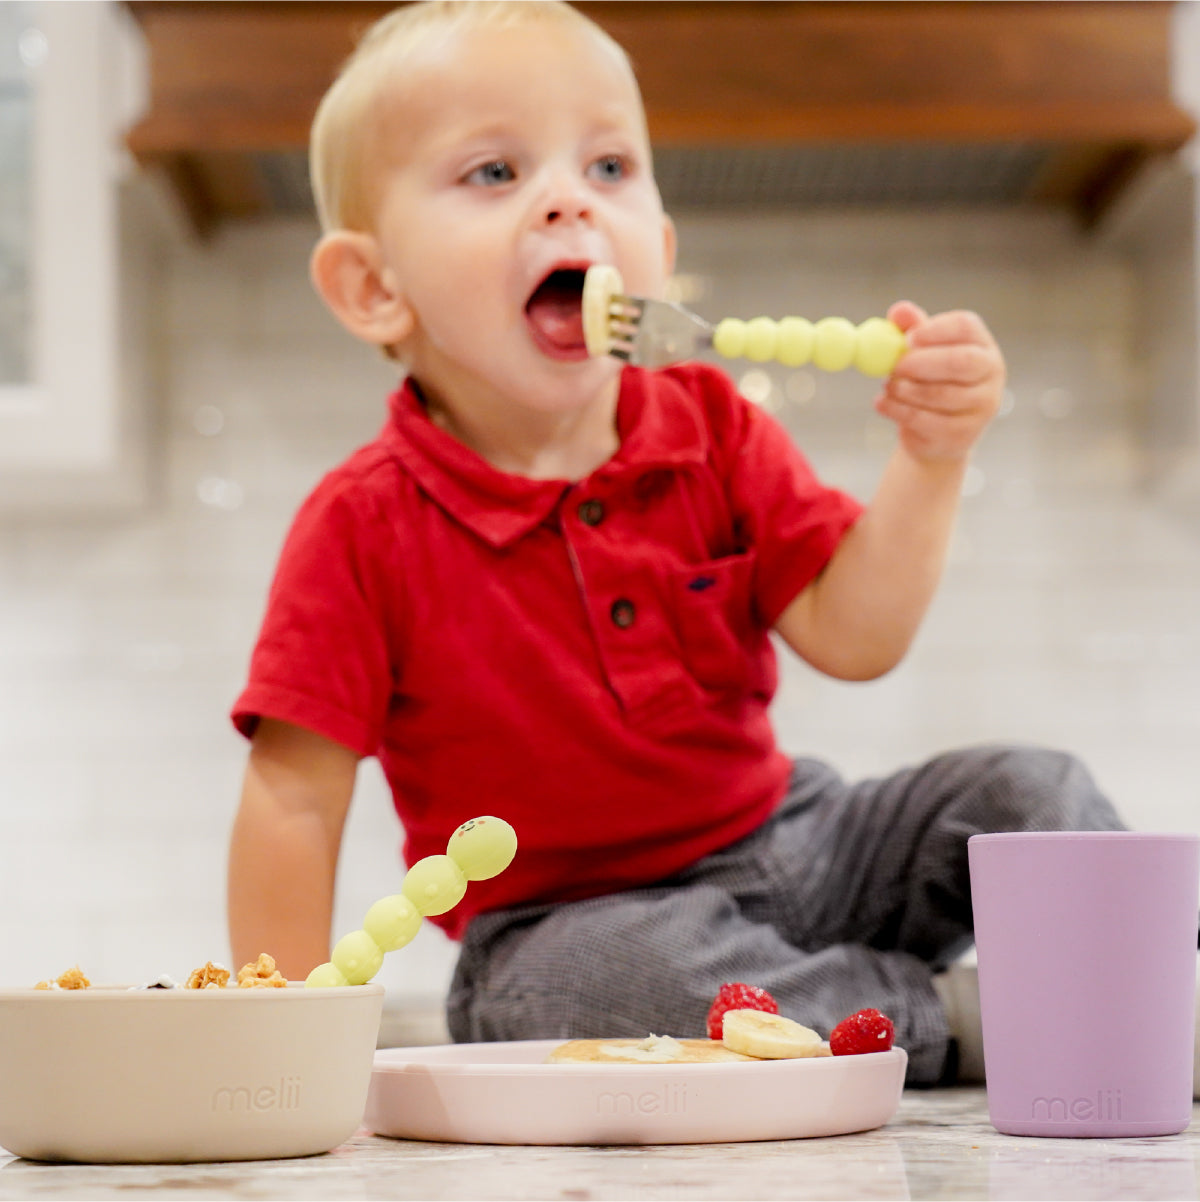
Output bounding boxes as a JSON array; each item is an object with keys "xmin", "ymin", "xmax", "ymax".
[
  {"xmin": 578, "ymin": 499, "xmax": 605, "ymax": 526},
  {"xmin": 610, "ymin": 599, "xmax": 636, "ymax": 629}
]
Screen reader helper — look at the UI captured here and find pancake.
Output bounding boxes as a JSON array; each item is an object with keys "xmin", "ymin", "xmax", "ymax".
[{"xmin": 545, "ymin": 1034, "xmax": 757, "ymax": 1064}]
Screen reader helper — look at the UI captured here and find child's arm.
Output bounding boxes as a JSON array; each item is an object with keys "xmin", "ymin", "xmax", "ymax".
[
  {"xmin": 227, "ymin": 718, "xmax": 359, "ymax": 981},
  {"xmin": 775, "ymin": 302, "xmax": 1005, "ymax": 681}
]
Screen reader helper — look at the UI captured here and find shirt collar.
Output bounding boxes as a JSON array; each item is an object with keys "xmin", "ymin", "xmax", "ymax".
[{"xmin": 382, "ymin": 368, "xmax": 709, "ymax": 548}]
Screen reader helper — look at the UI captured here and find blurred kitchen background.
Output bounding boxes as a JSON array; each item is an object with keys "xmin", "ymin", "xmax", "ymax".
[{"xmin": 3, "ymin": 1, "xmax": 1200, "ymax": 1018}]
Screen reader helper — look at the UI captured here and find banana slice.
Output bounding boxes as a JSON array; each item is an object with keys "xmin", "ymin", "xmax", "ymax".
[
  {"xmin": 581, "ymin": 264, "xmax": 623, "ymax": 357},
  {"xmin": 721, "ymin": 1009, "xmax": 832, "ymax": 1059}
]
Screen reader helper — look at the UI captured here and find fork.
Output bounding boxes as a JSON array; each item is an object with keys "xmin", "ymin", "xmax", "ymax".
[{"xmin": 581, "ymin": 265, "xmax": 906, "ymax": 378}]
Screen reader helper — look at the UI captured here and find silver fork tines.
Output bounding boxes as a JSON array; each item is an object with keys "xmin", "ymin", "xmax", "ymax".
[
  {"xmin": 606, "ymin": 296, "xmax": 644, "ymax": 363},
  {"xmin": 608, "ymin": 296, "xmax": 714, "ymax": 368}
]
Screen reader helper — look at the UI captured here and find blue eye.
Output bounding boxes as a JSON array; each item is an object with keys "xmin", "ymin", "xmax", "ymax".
[
  {"xmin": 465, "ymin": 160, "xmax": 515, "ymax": 186},
  {"xmin": 588, "ymin": 154, "xmax": 628, "ymax": 183}
]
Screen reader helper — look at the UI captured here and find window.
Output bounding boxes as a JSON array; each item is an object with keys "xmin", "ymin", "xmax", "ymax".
[
  {"xmin": 0, "ymin": 1, "xmax": 131, "ymax": 482},
  {"xmin": 0, "ymin": 2, "xmax": 35, "ymax": 386}
]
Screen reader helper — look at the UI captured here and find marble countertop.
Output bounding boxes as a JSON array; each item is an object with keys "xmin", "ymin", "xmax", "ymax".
[{"xmin": 2, "ymin": 1089, "xmax": 1198, "ymax": 1201}]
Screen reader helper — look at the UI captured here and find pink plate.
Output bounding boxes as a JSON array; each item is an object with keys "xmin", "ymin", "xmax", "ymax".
[{"xmin": 365, "ymin": 1040, "xmax": 907, "ymax": 1145}]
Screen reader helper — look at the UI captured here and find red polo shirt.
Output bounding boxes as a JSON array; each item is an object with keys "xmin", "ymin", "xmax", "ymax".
[{"xmin": 232, "ymin": 363, "xmax": 862, "ymax": 937}]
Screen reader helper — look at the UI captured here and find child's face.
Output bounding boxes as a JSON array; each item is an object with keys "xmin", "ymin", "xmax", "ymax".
[{"xmin": 364, "ymin": 20, "xmax": 675, "ymax": 418}]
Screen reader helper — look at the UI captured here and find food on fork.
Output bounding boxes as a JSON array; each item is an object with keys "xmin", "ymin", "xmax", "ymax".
[
  {"xmin": 581, "ymin": 263, "xmax": 624, "ymax": 358},
  {"xmin": 305, "ymin": 816, "xmax": 518, "ymax": 988},
  {"xmin": 581, "ymin": 264, "xmax": 907, "ymax": 377}
]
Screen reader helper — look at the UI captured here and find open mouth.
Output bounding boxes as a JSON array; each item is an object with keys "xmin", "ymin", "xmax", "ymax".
[{"xmin": 524, "ymin": 267, "xmax": 588, "ymax": 359}]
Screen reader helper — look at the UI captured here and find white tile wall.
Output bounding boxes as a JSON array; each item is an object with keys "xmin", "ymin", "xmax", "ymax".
[{"xmin": 1, "ymin": 189, "xmax": 1198, "ymax": 1003}]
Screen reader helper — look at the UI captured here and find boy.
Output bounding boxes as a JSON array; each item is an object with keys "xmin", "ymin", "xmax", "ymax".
[{"xmin": 228, "ymin": 0, "xmax": 1122, "ymax": 1084}]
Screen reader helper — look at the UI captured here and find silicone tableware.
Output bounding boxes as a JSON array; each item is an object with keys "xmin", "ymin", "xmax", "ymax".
[
  {"xmin": 364, "ymin": 1040, "xmax": 907, "ymax": 1145},
  {"xmin": 0, "ymin": 983, "xmax": 383, "ymax": 1163},
  {"xmin": 970, "ymin": 831, "xmax": 1200, "ymax": 1137}
]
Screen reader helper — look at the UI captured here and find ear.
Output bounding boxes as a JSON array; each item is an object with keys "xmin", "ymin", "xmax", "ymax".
[
  {"xmin": 310, "ymin": 232, "xmax": 414, "ymax": 349},
  {"xmin": 661, "ymin": 214, "xmax": 677, "ymax": 279}
]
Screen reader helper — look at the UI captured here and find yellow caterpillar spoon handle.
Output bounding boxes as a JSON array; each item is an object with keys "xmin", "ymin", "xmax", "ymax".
[
  {"xmin": 712, "ymin": 315, "xmax": 906, "ymax": 378},
  {"xmin": 305, "ymin": 816, "xmax": 518, "ymax": 988}
]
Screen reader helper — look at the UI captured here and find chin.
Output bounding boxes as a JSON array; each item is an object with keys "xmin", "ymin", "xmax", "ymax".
[{"xmin": 544, "ymin": 354, "xmax": 620, "ymax": 391}]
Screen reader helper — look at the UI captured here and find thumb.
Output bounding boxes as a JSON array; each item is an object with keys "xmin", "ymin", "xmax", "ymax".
[{"xmin": 886, "ymin": 299, "xmax": 927, "ymax": 334}]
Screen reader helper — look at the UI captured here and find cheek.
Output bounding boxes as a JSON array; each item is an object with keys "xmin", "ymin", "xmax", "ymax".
[
  {"xmin": 400, "ymin": 233, "xmax": 494, "ymax": 314},
  {"xmin": 416, "ymin": 270, "xmax": 515, "ymax": 356},
  {"xmin": 421, "ymin": 233, "xmax": 508, "ymax": 309},
  {"xmin": 613, "ymin": 202, "xmax": 673, "ymax": 291},
  {"xmin": 623, "ymin": 238, "xmax": 672, "ymax": 297}
]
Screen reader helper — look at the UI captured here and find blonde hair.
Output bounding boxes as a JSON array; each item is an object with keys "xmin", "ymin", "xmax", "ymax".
[{"xmin": 309, "ymin": 1, "xmax": 636, "ymax": 233}]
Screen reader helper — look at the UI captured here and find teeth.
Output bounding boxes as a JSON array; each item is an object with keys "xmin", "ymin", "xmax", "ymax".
[
  {"xmin": 721, "ymin": 1009, "xmax": 832, "ymax": 1060},
  {"xmin": 582, "ymin": 264, "xmax": 624, "ymax": 357}
]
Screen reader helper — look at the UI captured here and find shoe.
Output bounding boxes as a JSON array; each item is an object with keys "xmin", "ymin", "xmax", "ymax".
[{"xmin": 933, "ymin": 961, "xmax": 985, "ymax": 1083}]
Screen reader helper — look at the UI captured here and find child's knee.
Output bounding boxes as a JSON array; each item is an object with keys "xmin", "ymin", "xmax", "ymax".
[{"xmin": 965, "ymin": 744, "xmax": 1121, "ymax": 833}]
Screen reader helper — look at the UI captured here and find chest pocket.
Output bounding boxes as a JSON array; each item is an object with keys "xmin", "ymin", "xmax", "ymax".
[{"xmin": 670, "ymin": 551, "xmax": 774, "ymax": 698}]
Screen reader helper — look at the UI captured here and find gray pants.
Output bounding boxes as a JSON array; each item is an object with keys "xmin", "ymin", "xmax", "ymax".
[{"xmin": 446, "ymin": 744, "xmax": 1124, "ymax": 1083}]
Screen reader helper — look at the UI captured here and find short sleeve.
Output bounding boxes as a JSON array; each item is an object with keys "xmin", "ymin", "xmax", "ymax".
[{"xmin": 231, "ymin": 477, "xmax": 399, "ymax": 756}]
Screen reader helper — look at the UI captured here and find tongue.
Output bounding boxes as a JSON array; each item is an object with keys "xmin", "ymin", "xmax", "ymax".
[{"xmin": 526, "ymin": 277, "xmax": 585, "ymax": 348}]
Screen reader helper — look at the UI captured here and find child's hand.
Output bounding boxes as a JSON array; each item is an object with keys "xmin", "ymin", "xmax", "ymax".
[{"xmin": 876, "ymin": 301, "xmax": 1005, "ymax": 464}]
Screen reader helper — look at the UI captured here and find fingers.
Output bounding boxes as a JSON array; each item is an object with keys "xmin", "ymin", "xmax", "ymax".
[
  {"xmin": 887, "ymin": 308, "xmax": 1003, "ymax": 389},
  {"xmin": 874, "ymin": 304, "xmax": 1006, "ymax": 462},
  {"xmin": 881, "ymin": 373, "xmax": 997, "ymax": 413},
  {"xmin": 890, "ymin": 342, "xmax": 1000, "ymax": 389},
  {"xmin": 876, "ymin": 383, "xmax": 998, "ymax": 428},
  {"xmin": 886, "ymin": 299, "xmax": 928, "ymax": 333},
  {"xmin": 902, "ymin": 309, "xmax": 994, "ymax": 349},
  {"xmin": 887, "ymin": 307, "xmax": 996, "ymax": 357},
  {"xmin": 875, "ymin": 393, "xmax": 984, "ymax": 434}
]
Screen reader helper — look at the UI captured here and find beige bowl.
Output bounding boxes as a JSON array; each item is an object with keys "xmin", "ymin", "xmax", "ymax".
[{"xmin": 0, "ymin": 983, "xmax": 384, "ymax": 1163}]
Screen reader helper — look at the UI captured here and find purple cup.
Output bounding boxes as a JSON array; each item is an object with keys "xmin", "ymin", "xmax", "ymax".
[{"xmin": 968, "ymin": 831, "xmax": 1199, "ymax": 1137}]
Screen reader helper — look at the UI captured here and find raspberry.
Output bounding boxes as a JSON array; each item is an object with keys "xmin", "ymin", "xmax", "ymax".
[
  {"xmin": 829, "ymin": 1007, "xmax": 895, "ymax": 1056},
  {"xmin": 706, "ymin": 982, "xmax": 779, "ymax": 1040}
]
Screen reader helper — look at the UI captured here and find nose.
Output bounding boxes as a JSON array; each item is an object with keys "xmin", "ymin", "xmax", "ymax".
[{"xmin": 538, "ymin": 167, "xmax": 593, "ymax": 226}]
